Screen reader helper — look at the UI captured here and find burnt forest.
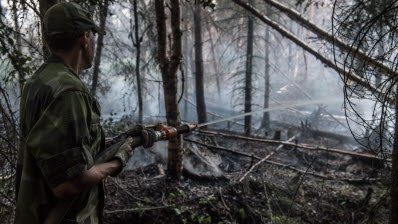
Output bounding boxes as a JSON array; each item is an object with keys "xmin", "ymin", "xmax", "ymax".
[{"xmin": 1, "ymin": 0, "xmax": 398, "ymax": 223}]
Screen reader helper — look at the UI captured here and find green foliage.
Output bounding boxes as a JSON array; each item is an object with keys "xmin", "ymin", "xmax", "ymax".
[
  {"xmin": 198, "ymin": 200, "xmax": 208, "ymax": 205},
  {"xmin": 174, "ymin": 208, "xmax": 183, "ymax": 215},
  {"xmin": 0, "ymin": 20, "xmax": 33, "ymax": 83},
  {"xmin": 197, "ymin": 214, "xmax": 212, "ymax": 224},
  {"xmin": 238, "ymin": 208, "xmax": 246, "ymax": 220},
  {"xmin": 185, "ymin": 211, "xmax": 213, "ymax": 224},
  {"xmin": 133, "ymin": 202, "xmax": 146, "ymax": 217}
]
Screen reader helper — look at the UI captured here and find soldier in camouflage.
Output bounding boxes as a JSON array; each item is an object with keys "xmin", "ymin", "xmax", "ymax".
[{"xmin": 14, "ymin": 2, "xmax": 150, "ymax": 224}]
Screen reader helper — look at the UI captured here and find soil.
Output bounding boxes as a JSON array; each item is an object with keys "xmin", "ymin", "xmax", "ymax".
[{"xmin": 103, "ymin": 130, "xmax": 390, "ymax": 224}]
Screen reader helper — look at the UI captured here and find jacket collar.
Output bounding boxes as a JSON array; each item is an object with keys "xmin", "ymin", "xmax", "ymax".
[{"xmin": 47, "ymin": 54, "xmax": 81, "ymax": 79}]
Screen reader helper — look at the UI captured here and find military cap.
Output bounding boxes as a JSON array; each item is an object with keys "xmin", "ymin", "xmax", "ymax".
[{"xmin": 43, "ymin": 2, "xmax": 106, "ymax": 36}]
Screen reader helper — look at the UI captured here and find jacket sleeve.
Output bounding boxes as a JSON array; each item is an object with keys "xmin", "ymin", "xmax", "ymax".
[{"xmin": 26, "ymin": 91, "xmax": 94, "ymax": 188}]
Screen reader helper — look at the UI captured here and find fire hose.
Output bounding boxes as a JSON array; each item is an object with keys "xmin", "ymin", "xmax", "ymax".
[{"xmin": 95, "ymin": 123, "xmax": 198, "ymax": 164}]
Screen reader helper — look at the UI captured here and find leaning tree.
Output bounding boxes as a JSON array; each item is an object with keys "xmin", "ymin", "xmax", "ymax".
[{"xmin": 332, "ymin": 1, "xmax": 398, "ymax": 223}]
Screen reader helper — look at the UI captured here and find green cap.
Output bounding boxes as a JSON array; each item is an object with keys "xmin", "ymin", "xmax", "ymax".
[{"xmin": 43, "ymin": 2, "xmax": 106, "ymax": 36}]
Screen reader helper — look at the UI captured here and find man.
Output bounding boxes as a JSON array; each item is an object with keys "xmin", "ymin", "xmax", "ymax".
[{"xmin": 15, "ymin": 2, "xmax": 152, "ymax": 223}]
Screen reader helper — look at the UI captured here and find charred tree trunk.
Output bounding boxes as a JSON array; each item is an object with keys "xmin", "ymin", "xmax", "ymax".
[
  {"xmin": 155, "ymin": 0, "xmax": 183, "ymax": 178},
  {"xmin": 38, "ymin": 0, "xmax": 59, "ymax": 61},
  {"xmin": 193, "ymin": 4, "xmax": 207, "ymax": 127},
  {"xmin": 90, "ymin": 0, "xmax": 109, "ymax": 97},
  {"xmin": 261, "ymin": 7, "xmax": 271, "ymax": 133},
  {"xmin": 132, "ymin": 0, "xmax": 143, "ymax": 123},
  {"xmin": 244, "ymin": 0, "xmax": 254, "ymax": 136},
  {"xmin": 390, "ymin": 86, "xmax": 398, "ymax": 224}
]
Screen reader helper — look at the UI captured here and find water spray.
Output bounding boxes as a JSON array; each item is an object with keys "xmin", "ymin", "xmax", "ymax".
[
  {"xmin": 96, "ymin": 98, "xmax": 340, "ymax": 163},
  {"xmin": 197, "ymin": 98, "xmax": 341, "ymax": 127}
]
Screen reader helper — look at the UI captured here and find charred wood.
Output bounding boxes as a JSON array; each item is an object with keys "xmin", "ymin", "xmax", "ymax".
[
  {"xmin": 185, "ymin": 138, "xmax": 380, "ymax": 184},
  {"xmin": 244, "ymin": 0, "xmax": 254, "ymax": 136},
  {"xmin": 199, "ymin": 130, "xmax": 391, "ymax": 163},
  {"xmin": 193, "ymin": 4, "xmax": 207, "ymax": 127},
  {"xmin": 182, "ymin": 168, "xmax": 228, "ymax": 182},
  {"xmin": 238, "ymin": 135, "xmax": 297, "ymax": 182}
]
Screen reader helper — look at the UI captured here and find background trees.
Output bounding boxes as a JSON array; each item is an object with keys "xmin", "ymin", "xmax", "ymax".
[
  {"xmin": 193, "ymin": 3, "xmax": 207, "ymax": 128},
  {"xmin": 1, "ymin": 0, "xmax": 397, "ymax": 222}
]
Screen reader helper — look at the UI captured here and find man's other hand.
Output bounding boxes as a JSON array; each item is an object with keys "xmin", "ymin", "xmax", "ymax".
[{"xmin": 112, "ymin": 137, "xmax": 134, "ymax": 167}]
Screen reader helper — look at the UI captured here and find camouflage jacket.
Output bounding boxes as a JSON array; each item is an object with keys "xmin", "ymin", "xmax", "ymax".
[{"xmin": 15, "ymin": 55, "xmax": 105, "ymax": 224}]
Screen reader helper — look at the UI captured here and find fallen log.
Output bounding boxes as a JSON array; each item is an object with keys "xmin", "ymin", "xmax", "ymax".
[
  {"xmin": 185, "ymin": 138, "xmax": 381, "ymax": 184},
  {"xmin": 185, "ymin": 138, "xmax": 327, "ymax": 180},
  {"xmin": 204, "ymin": 128, "xmax": 265, "ymax": 139},
  {"xmin": 198, "ymin": 130, "xmax": 391, "ymax": 163},
  {"xmin": 272, "ymin": 121, "xmax": 354, "ymax": 143}
]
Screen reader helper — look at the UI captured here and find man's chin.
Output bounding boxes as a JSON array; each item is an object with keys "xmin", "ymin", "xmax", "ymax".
[{"xmin": 84, "ymin": 63, "xmax": 93, "ymax": 70}]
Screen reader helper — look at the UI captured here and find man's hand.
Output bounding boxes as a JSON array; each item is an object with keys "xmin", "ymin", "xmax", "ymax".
[
  {"xmin": 52, "ymin": 159, "xmax": 122, "ymax": 198},
  {"xmin": 112, "ymin": 137, "xmax": 134, "ymax": 167},
  {"xmin": 52, "ymin": 138, "xmax": 135, "ymax": 198}
]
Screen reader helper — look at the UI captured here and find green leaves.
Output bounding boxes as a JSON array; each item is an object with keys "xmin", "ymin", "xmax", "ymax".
[{"xmin": 174, "ymin": 208, "xmax": 183, "ymax": 215}]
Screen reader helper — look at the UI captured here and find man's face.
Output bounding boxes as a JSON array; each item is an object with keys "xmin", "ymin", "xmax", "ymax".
[{"xmin": 82, "ymin": 30, "xmax": 96, "ymax": 69}]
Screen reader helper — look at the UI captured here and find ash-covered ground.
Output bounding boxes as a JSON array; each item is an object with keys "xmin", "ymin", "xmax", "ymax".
[{"xmin": 103, "ymin": 128, "xmax": 390, "ymax": 224}]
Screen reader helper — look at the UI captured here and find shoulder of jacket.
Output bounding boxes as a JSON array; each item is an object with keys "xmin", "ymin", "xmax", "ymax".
[{"xmin": 36, "ymin": 63, "xmax": 89, "ymax": 98}]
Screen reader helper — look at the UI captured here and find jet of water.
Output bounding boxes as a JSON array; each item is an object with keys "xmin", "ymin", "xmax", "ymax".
[{"xmin": 197, "ymin": 98, "xmax": 341, "ymax": 127}]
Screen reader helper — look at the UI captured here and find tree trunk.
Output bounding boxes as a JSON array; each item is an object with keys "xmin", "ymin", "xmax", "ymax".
[
  {"xmin": 12, "ymin": 0, "xmax": 25, "ymax": 93},
  {"xmin": 38, "ymin": 0, "xmax": 59, "ymax": 61},
  {"xmin": 155, "ymin": 0, "xmax": 183, "ymax": 179},
  {"xmin": 133, "ymin": 0, "xmax": 143, "ymax": 123},
  {"xmin": 261, "ymin": 7, "xmax": 271, "ymax": 133},
  {"xmin": 193, "ymin": 4, "xmax": 207, "ymax": 127},
  {"xmin": 287, "ymin": 20, "xmax": 293, "ymax": 77},
  {"xmin": 206, "ymin": 22, "xmax": 221, "ymax": 101},
  {"xmin": 90, "ymin": 0, "xmax": 109, "ymax": 97},
  {"xmin": 244, "ymin": 0, "xmax": 254, "ymax": 136},
  {"xmin": 231, "ymin": 0, "xmax": 393, "ymax": 104},
  {"xmin": 390, "ymin": 85, "xmax": 398, "ymax": 224},
  {"xmin": 183, "ymin": 22, "xmax": 190, "ymax": 120}
]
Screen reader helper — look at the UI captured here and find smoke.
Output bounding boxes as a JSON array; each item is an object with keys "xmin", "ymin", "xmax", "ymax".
[
  {"xmin": 125, "ymin": 138, "xmax": 225, "ymax": 177},
  {"xmin": 126, "ymin": 141, "xmax": 168, "ymax": 170},
  {"xmin": 184, "ymin": 142, "xmax": 224, "ymax": 177}
]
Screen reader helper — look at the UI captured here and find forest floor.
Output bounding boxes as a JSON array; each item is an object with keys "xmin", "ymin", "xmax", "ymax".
[{"xmin": 103, "ymin": 128, "xmax": 390, "ymax": 224}]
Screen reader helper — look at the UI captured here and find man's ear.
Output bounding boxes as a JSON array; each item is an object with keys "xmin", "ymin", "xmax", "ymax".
[{"xmin": 80, "ymin": 32, "xmax": 89, "ymax": 49}]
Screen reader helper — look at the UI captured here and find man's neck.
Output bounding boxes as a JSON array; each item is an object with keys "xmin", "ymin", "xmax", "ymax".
[{"xmin": 53, "ymin": 50, "xmax": 84, "ymax": 75}]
